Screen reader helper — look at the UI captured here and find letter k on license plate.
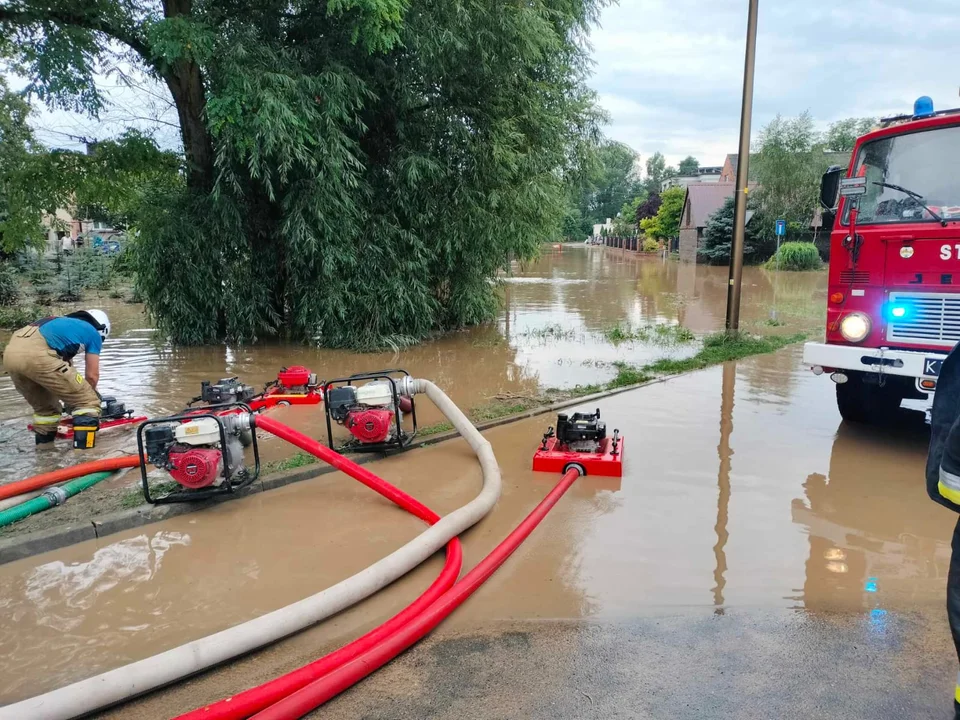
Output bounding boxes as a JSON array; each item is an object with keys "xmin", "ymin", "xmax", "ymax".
[{"xmin": 924, "ymin": 358, "xmax": 944, "ymax": 377}]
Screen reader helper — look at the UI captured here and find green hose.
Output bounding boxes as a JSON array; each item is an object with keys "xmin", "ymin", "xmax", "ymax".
[{"xmin": 0, "ymin": 471, "xmax": 114, "ymax": 528}]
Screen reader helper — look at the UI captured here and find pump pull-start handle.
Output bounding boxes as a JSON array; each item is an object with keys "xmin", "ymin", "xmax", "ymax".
[{"xmin": 540, "ymin": 426, "xmax": 555, "ymax": 450}]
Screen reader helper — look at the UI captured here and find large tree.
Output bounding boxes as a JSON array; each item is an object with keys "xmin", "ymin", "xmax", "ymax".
[
  {"xmin": 677, "ymin": 155, "xmax": 699, "ymax": 175},
  {"xmin": 640, "ymin": 185, "xmax": 684, "ymax": 240},
  {"xmin": 643, "ymin": 151, "xmax": 676, "ymax": 194},
  {"xmin": 824, "ymin": 117, "xmax": 877, "ymax": 152},
  {"xmin": 586, "ymin": 140, "xmax": 641, "ymax": 224},
  {"xmin": 752, "ymin": 112, "xmax": 831, "ymax": 232},
  {"xmin": 2, "ymin": 0, "xmax": 602, "ymax": 347}
]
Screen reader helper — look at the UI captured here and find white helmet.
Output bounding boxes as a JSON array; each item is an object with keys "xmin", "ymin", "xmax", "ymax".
[{"xmin": 69, "ymin": 309, "xmax": 111, "ymax": 341}]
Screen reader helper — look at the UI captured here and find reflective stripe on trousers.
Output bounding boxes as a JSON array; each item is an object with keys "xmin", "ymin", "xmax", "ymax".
[{"xmin": 941, "ymin": 468, "xmax": 960, "ymax": 506}]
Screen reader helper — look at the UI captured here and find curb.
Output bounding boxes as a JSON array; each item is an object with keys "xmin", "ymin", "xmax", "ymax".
[{"xmin": 0, "ymin": 373, "xmax": 682, "ymax": 566}]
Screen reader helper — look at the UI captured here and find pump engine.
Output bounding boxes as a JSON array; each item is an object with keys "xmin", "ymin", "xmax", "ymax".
[
  {"xmin": 139, "ymin": 410, "xmax": 260, "ymax": 502},
  {"xmin": 323, "ymin": 371, "xmax": 418, "ymax": 451},
  {"xmin": 198, "ymin": 377, "xmax": 257, "ymax": 406}
]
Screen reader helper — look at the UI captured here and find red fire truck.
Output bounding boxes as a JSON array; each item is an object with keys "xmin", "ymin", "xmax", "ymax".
[{"xmin": 803, "ymin": 96, "xmax": 960, "ymax": 423}]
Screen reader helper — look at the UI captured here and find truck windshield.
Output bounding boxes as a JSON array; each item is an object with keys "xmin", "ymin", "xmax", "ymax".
[{"xmin": 847, "ymin": 124, "xmax": 960, "ymax": 224}]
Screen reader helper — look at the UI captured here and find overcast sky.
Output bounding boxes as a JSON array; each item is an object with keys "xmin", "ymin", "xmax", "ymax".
[
  {"xmin": 13, "ymin": 0, "xmax": 960, "ymax": 170},
  {"xmin": 590, "ymin": 0, "xmax": 960, "ymax": 168}
]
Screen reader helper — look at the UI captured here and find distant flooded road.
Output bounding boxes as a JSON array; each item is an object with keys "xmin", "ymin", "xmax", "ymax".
[{"xmin": 0, "ymin": 247, "xmax": 826, "ymax": 483}]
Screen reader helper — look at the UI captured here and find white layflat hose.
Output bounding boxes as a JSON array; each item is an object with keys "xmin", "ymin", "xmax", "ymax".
[{"xmin": 0, "ymin": 379, "xmax": 501, "ymax": 720}]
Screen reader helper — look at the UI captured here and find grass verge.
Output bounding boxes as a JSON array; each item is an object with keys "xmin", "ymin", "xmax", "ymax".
[{"xmin": 604, "ymin": 323, "xmax": 696, "ymax": 345}]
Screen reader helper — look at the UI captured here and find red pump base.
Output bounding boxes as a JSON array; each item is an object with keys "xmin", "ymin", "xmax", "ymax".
[
  {"xmin": 532, "ymin": 435, "xmax": 624, "ymax": 477},
  {"xmin": 29, "ymin": 415, "xmax": 150, "ymax": 440}
]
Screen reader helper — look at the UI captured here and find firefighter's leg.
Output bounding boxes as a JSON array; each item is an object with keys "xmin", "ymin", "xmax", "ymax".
[
  {"xmin": 2, "ymin": 330, "xmax": 62, "ymax": 443},
  {"xmin": 949, "ymin": 517, "xmax": 960, "ymax": 719},
  {"xmin": 8, "ymin": 371, "xmax": 60, "ymax": 443},
  {"xmin": 45, "ymin": 362, "xmax": 101, "ymax": 450}
]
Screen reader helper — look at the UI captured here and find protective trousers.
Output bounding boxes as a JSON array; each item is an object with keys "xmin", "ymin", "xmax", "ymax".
[
  {"xmin": 2, "ymin": 325, "xmax": 100, "ymax": 439},
  {"xmin": 951, "ymin": 518, "xmax": 960, "ymax": 719}
]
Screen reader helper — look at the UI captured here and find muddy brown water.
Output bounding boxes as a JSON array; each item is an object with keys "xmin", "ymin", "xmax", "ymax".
[
  {"xmin": 0, "ymin": 247, "xmax": 824, "ymax": 484},
  {"xmin": 0, "ymin": 243, "xmax": 951, "ymax": 713}
]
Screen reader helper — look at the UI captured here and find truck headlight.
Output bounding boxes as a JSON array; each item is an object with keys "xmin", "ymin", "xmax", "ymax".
[{"xmin": 840, "ymin": 312, "xmax": 871, "ymax": 343}]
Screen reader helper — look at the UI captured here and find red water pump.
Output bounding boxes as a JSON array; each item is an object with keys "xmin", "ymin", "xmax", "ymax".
[
  {"xmin": 169, "ymin": 447, "xmax": 223, "ymax": 489},
  {"xmin": 532, "ymin": 408, "xmax": 623, "ymax": 477},
  {"xmin": 323, "ymin": 370, "xmax": 418, "ymax": 452}
]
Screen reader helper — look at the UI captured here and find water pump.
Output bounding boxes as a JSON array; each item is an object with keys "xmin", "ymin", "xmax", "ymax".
[
  {"xmin": 532, "ymin": 408, "xmax": 623, "ymax": 477},
  {"xmin": 323, "ymin": 370, "xmax": 418, "ymax": 452},
  {"xmin": 138, "ymin": 408, "xmax": 260, "ymax": 503}
]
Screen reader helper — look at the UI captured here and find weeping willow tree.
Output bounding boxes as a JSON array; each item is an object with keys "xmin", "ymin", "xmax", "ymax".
[{"xmin": 1, "ymin": 0, "xmax": 603, "ymax": 348}]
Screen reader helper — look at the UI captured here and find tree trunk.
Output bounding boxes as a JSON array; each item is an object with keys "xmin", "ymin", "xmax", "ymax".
[
  {"xmin": 161, "ymin": 0, "xmax": 214, "ymax": 192},
  {"xmin": 164, "ymin": 66, "xmax": 215, "ymax": 192}
]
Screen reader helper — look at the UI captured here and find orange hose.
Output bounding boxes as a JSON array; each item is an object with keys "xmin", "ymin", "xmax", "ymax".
[{"xmin": 0, "ymin": 455, "xmax": 142, "ymax": 502}]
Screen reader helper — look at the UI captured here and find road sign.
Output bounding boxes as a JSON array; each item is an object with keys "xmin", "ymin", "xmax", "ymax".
[
  {"xmin": 775, "ymin": 219, "xmax": 786, "ymax": 237},
  {"xmin": 840, "ymin": 176, "xmax": 867, "ymax": 197}
]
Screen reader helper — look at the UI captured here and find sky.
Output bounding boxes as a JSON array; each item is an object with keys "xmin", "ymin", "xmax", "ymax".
[
  {"xmin": 10, "ymin": 0, "xmax": 960, "ymax": 171},
  {"xmin": 590, "ymin": 0, "xmax": 960, "ymax": 168}
]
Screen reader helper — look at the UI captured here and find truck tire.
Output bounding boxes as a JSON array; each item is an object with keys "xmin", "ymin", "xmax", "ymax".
[{"xmin": 835, "ymin": 373, "xmax": 905, "ymax": 424}]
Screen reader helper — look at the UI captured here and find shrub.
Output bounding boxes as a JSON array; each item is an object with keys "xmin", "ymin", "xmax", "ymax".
[
  {"xmin": 0, "ymin": 264, "xmax": 21, "ymax": 306},
  {"xmin": 642, "ymin": 237, "xmax": 660, "ymax": 252},
  {"xmin": 765, "ymin": 242, "xmax": 821, "ymax": 271}
]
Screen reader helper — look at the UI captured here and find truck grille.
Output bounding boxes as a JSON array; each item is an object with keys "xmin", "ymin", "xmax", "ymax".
[
  {"xmin": 887, "ymin": 292, "xmax": 960, "ymax": 348},
  {"xmin": 840, "ymin": 270, "xmax": 871, "ymax": 284}
]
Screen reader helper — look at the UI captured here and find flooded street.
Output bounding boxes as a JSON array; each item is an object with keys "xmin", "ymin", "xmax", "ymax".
[
  {"xmin": 1, "ymin": 247, "xmax": 954, "ymax": 718},
  {"xmin": 0, "ymin": 247, "xmax": 825, "ymax": 484}
]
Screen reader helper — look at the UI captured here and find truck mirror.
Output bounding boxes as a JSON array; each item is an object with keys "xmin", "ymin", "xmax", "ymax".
[{"xmin": 820, "ymin": 167, "xmax": 842, "ymax": 211}]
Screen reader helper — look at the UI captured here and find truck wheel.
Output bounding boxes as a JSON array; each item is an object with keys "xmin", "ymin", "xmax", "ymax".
[{"xmin": 835, "ymin": 374, "xmax": 904, "ymax": 424}]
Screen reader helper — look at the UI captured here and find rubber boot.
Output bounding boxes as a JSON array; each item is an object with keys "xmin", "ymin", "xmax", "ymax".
[
  {"xmin": 72, "ymin": 415, "xmax": 99, "ymax": 450},
  {"xmin": 35, "ymin": 432, "xmax": 56, "ymax": 446}
]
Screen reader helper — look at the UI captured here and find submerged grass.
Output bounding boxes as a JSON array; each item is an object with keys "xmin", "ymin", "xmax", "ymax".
[
  {"xmin": 603, "ymin": 323, "xmax": 696, "ymax": 345},
  {"xmin": 644, "ymin": 331, "xmax": 807, "ymax": 375}
]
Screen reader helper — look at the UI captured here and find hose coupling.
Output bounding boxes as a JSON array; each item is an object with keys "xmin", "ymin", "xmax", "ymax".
[{"xmin": 42, "ymin": 486, "xmax": 69, "ymax": 507}]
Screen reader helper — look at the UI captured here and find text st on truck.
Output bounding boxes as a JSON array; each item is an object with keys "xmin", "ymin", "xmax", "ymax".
[{"xmin": 803, "ymin": 96, "xmax": 960, "ymax": 424}]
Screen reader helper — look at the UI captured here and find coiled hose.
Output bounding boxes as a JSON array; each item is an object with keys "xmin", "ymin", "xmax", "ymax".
[{"xmin": 0, "ymin": 379, "xmax": 500, "ymax": 720}]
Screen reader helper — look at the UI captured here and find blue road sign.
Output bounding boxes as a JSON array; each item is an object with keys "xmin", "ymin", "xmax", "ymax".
[{"xmin": 775, "ymin": 219, "xmax": 786, "ymax": 237}]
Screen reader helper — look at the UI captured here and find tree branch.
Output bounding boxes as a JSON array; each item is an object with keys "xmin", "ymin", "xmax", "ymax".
[{"xmin": 0, "ymin": 6, "xmax": 153, "ymax": 64}]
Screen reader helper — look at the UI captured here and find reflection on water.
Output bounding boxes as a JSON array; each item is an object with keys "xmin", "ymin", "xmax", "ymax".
[{"xmin": 0, "ymin": 248, "xmax": 826, "ymax": 483}]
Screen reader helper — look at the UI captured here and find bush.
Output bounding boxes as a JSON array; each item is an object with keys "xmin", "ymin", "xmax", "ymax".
[
  {"xmin": 764, "ymin": 242, "xmax": 822, "ymax": 271},
  {"xmin": 642, "ymin": 237, "xmax": 660, "ymax": 252},
  {"xmin": 0, "ymin": 264, "xmax": 21, "ymax": 306},
  {"xmin": 698, "ymin": 197, "xmax": 770, "ymax": 264}
]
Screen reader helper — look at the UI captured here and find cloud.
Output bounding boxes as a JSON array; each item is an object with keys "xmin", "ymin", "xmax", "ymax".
[{"xmin": 590, "ymin": 0, "xmax": 960, "ymax": 167}]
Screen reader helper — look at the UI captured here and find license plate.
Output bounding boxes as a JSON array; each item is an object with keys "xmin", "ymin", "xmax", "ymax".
[{"xmin": 924, "ymin": 358, "xmax": 944, "ymax": 377}]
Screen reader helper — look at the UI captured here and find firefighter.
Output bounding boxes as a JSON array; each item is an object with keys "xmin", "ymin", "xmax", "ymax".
[
  {"xmin": 926, "ymin": 344, "xmax": 960, "ymax": 719},
  {"xmin": 2, "ymin": 309, "xmax": 110, "ymax": 448}
]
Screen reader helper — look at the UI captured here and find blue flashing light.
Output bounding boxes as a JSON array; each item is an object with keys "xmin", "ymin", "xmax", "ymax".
[
  {"xmin": 885, "ymin": 302, "xmax": 912, "ymax": 322},
  {"xmin": 865, "ymin": 578, "xmax": 878, "ymax": 593},
  {"xmin": 914, "ymin": 96, "xmax": 935, "ymax": 119}
]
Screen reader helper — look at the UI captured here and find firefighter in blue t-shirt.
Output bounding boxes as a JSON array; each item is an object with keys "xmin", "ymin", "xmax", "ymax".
[{"xmin": 2, "ymin": 309, "xmax": 111, "ymax": 447}]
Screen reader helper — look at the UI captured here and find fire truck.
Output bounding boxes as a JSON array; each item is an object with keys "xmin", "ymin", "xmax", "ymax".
[{"xmin": 803, "ymin": 96, "xmax": 960, "ymax": 423}]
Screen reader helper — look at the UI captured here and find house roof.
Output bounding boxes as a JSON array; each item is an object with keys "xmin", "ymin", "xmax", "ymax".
[
  {"xmin": 682, "ymin": 183, "xmax": 733, "ymax": 229},
  {"xmin": 725, "ymin": 154, "xmax": 739, "ymax": 172}
]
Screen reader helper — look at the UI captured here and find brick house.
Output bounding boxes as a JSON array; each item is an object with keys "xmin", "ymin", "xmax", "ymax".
[
  {"xmin": 677, "ymin": 182, "xmax": 757, "ymax": 262},
  {"xmin": 720, "ymin": 154, "xmax": 738, "ymax": 182}
]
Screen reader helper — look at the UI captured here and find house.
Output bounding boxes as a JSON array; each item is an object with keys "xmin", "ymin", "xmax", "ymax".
[
  {"xmin": 677, "ymin": 182, "xmax": 757, "ymax": 262},
  {"xmin": 720, "ymin": 154, "xmax": 738, "ymax": 182},
  {"xmin": 592, "ymin": 218, "xmax": 613, "ymax": 238},
  {"xmin": 42, "ymin": 210, "xmax": 121, "ymax": 255},
  {"xmin": 661, "ymin": 166, "xmax": 724, "ymax": 192}
]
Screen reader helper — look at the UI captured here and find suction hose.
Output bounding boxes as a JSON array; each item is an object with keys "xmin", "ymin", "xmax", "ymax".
[
  {"xmin": 0, "ymin": 471, "xmax": 114, "ymax": 528},
  {"xmin": 0, "ymin": 455, "xmax": 141, "ymax": 502},
  {"xmin": 251, "ymin": 466, "xmax": 583, "ymax": 719},
  {"xmin": 0, "ymin": 379, "xmax": 500, "ymax": 720}
]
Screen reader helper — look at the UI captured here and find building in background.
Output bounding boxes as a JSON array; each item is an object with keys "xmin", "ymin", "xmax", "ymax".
[{"xmin": 662, "ymin": 165, "xmax": 723, "ymax": 192}]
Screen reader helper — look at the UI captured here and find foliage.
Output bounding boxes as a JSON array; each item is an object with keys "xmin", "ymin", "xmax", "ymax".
[
  {"xmin": 611, "ymin": 192, "xmax": 647, "ymax": 236},
  {"xmin": 608, "ymin": 362, "xmax": 651, "ymax": 388},
  {"xmin": 824, "ymin": 117, "xmax": 876, "ymax": 152},
  {"xmin": 0, "ymin": 302, "xmax": 44, "ymax": 330},
  {"xmin": 636, "ymin": 193, "xmax": 661, "ymax": 223},
  {"xmin": 642, "ymin": 237, "xmax": 660, "ymax": 252},
  {"xmin": 752, "ymin": 112, "xmax": 831, "ymax": 234},
  {"xmin": 2, "ymin": 0, "xmax": 606, "ymax": 348},
  {"xmin": 697, "ymin": 197, "xmax": 769, "ymax": 265},
  {"xmin": 604, "ymin": 323, "xmax": 695, "ymax": 344},
  {"xmin": 0, "ymin": 263, "xmax": 21, "ymax": 306},
  {"xmin": 764, "ymin": 241, "xmax": 821, "ymax": 271},
  {"xmin": 644, "ymin": 151, "xmax": 676, "ymax": 194},
  {"xmin": 579, "ymin": 140, "xmax": 642, "ymax": 228},
  {"xmin": 640, "ymin": 186, "xmax": 685, "ymax": 240},
  {"xmin": 678, "ymin": 156, "xmax": 699, "ymax": 175}
]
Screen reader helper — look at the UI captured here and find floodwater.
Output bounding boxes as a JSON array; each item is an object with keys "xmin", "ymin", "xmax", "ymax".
[
  {"xmin": 0, "ymin": 247, "xmax": 825, "ymax": 484},
  {"xmin": 0, "ymin": 253, "xmax": 954, "ymax": 715}
]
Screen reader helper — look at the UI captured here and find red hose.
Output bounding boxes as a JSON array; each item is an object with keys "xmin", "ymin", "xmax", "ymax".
[
  {"xmin": 174, "ymin": 415, "xmax": 464, "ymax": 720},
  {"xmin": 250, "ymin": 467, "xmax": 582, "ymax": 720},
  {"xmin": 0, "ymin": 455, "xmax": 142, "ymax": 502}
]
